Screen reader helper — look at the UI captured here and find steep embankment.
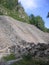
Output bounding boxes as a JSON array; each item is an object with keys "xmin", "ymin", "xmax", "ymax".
[
  {"xmin": 0, "ymin": 16, "xmax": 49, "ymax": 58},
  {"xmin": 0, "ymin": 16, "xmax": 49, "ymax": 46}
]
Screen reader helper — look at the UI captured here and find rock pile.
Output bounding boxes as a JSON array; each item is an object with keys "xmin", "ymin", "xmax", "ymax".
[
  {"xmin": 24, "ymin": 43, "xmax": 49, "ymax": 57},
  {"xmin": 8, "ymin": 42, "xmax": 49, "ymax": 58}
]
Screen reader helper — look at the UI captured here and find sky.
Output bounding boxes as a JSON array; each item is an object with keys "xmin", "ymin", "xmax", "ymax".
[{"xmin": 18, "ymin": 0, "xmax": 49, "ymax": 28}]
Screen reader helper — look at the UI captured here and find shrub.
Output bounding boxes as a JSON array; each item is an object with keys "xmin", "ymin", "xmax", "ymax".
[{"xmin": 2, "ymin": 54, "xmax": 16, "ymax": 61}]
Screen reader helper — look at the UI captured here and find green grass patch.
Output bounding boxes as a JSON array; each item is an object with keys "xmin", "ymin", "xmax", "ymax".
[
  {"xmin": 2, "ymin": 54, "xmax": 16, "ymax": 61},
  {"xmin": 11, "ymin": 58, "xmax": 49, "ymax": 65}
]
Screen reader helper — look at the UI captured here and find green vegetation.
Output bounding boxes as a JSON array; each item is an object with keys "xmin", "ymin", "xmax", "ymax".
[
  {"xmin": 0, "ymin": 0, "xmax": 49, "ymax": 32},
  {"xmin": 11, "ymin": 53, "xmax": 49, "ymax": 65},
  {"xmin": 22, "ymin": 53, "xmax": 32, "ymax": 61},
  {"xmin": 29, "ymin": 14, "xmax": 49, "ymax": 32},
  {"xmin": 0, "ymin": 0, "xmax": 29, "ymax": 22},
  {"xmin": 46, "ymin": 28, "xmax": 49, "ymax": 33},
  {"xmin": 11, "ymin": 59, "xmax": 49, "ymax": 65},
  {"xmin": 0, "ymin": 0, "xmax": 18, "ymax": 10},
  {"xmin": 2, "ymin": 53, "xmax": 49, "ymax": 65},
  {"xmin": 2, "ymin": 54, "xmax": 16, "ymax": 61}
]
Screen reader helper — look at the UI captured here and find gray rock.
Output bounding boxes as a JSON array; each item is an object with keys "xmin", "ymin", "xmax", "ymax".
[{"xmin": 0, "ymin": 16, "xmax": 49, "ymax": 58}]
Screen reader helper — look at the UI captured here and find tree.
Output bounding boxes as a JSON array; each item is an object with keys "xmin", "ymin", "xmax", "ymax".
[
  {"xmin": 29, "ymin": 14, "xmax": 45, "ymax": 31},
  {"xmin": 46, "ymin": 28, "xmax": 49, "ymax": 33},
  {"xmin": 29, "ymin": 14, "xmax": 37, "ymax": 26},
  {"xmin": 35, "ymin": 16, "xmax": 45, "ymax": 31},
  {"xmin": 47, "ymin": 12, "xmax": 49, "ymax": 18}
]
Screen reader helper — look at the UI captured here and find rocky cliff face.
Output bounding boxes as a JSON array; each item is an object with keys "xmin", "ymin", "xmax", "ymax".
[{"xmin": 0, "ymin": 16, "xmax": 49, "ymax": 58}]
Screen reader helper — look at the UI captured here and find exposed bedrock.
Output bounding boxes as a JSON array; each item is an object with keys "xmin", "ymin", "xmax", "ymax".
[{"xmin": 0, "ymin": 16, "xmax": 49, "ymax": 58}]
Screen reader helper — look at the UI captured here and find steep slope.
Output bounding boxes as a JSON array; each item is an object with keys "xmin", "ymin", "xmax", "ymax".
[
  {"xmin": 0, "ymin": 16, "xmax": 49, "ymax": 46},
  {"xmin": 0, "ymin": 0, "xmax": 29, "ymax": 23},
  {"xmin": 0, "ymin": 16, "xmax": 49, "ymax": 58}
]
